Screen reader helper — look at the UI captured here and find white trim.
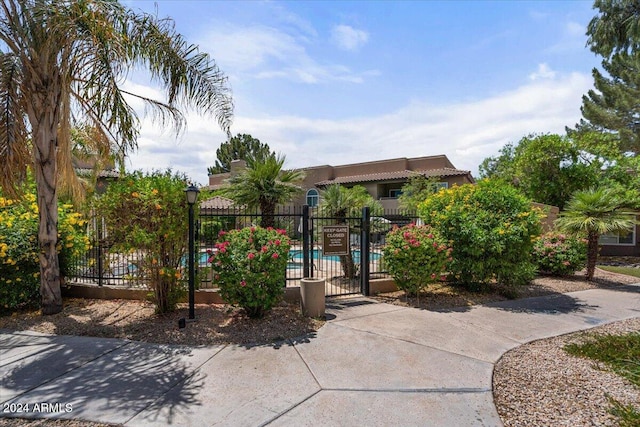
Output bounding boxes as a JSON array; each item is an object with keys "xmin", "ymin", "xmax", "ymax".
[
  {"xmin": 306, "ymin": 188, "xmax": 319, "ymax": 207},
  {"xmin": 599, "ymin": 225, "xmax": 636, "ymax": 246}
]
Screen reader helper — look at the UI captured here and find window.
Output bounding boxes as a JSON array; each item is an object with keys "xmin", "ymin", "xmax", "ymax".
[
  {"xmin": 436, "ymin": 182, "xmax": 448, "ymax": 190},
  {"xmin": 306, "ymin": 189, "xmax": 319, "ymax": 207},
  {"xmin": 599, "ymin": 226, "xmax": 635, "ymax": 245},
  {"xmin": 389, "ymin": 189, "xmax": 402, "ymax": 198}
]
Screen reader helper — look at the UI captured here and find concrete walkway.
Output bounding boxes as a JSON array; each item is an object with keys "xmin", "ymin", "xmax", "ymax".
[{"xmin": 1, "ymin": 285, "xmax": 640, "ymax": 426}]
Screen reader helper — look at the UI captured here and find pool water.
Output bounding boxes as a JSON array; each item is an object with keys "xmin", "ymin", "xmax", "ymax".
[{"xmin": 288, "ymin": 249, "xmax": 381, "ymax": 264}]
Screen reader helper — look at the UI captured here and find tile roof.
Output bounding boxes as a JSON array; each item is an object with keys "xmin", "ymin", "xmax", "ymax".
[
  {"xmin": 314, "ymin": 168, "xmax": 472, "ymax": 186},
  {"xmin": 75, "ymin": 168, "xmax": 120, "ymax": 178},
  {"xmin": 199, "ymin": 196, "xmax": 237, "ymax": 210}
]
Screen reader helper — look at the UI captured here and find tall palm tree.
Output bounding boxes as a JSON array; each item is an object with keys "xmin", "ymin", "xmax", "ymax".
[
  {"xmin": 221, "ymin": 153, "xmax": 304, "ymax": 228},
  {"xmin": 556, "ymin": 187, "xmax": 636, "ymax": 280},
  {"xmin": 0, "ymin": 1, "xmax": 233, "ymax": 314},
  {"xmin": 319, "ymin": 184, "xmax": 382, "ymax": 279}
]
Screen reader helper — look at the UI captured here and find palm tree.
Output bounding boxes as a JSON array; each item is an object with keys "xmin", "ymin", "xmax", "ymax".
[
  {"xmin": 556, "ymin": 187, "xmax": 636, "ymax": 280},
  {"xmin": 319, "ymin": 184, "xmax": 382, "ymax": 279},
  {"xmin": 0, "ymin": 1, "xmax": 233, "ymax": 314},
  {"xmin": 221, "ymin": 153, "xmax": 304, "ymax": 228}
]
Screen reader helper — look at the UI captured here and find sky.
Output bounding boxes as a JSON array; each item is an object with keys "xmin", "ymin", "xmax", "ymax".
[{"xmin": 121, "ymin": 0, "xmax": 602, "ymax": 186}]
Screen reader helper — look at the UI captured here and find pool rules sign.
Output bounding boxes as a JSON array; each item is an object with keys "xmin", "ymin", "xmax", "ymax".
[{"xmin": 322, "ymin": 225, "xmax": 349, "ymax": 256}]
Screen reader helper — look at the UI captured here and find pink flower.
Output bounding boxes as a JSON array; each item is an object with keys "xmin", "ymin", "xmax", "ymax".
[
  {"xmin": 219, "ymin": 247, "xmax": 226, "ymax": 254},
  {"xmin": 248, "ymin": 252, "xmax": 255, "ymax": 260},
  {"xmin": 275, "ymin": 239, "xmax": 281, "ymax": 246},
  {"xmin": 430, "ymin": 273, "xmax": 437, "ymax": 279},
  {"xmin": 250, "ymin": 227, "xmax": 256, "ymax": 233},
  {"xmin": 272, "ymin": 253, "xmax": 279, "ymax": 259},
  {"xmin": 261, "ymin": 246, "xmax": 268, "ymax": 253},
  {"xmin": 240, "ymin": 280, "xmax": 246, "ymax": 287}
]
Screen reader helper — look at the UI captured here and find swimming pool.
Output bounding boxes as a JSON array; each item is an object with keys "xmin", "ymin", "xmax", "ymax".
[{"xmin": 288, "ymin": 249, "xmax": 382, "ymax": 264}]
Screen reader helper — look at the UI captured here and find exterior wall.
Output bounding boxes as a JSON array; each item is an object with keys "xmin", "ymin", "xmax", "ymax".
[
  {"xmin": 532, "ymin": 202, "xmax": 560, "ymax": 233},
  {"xmin": 447, "ymin": 175, "xmax": 472, "ymax": 187},
  {"xmin": 406, "ymin": 156, "xmax": 452, "ymax": 171}
]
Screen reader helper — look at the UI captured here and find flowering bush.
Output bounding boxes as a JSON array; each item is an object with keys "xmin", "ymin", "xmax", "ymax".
[
  {"xmin": 382, "ymin": 224, "xmax": 451, "ymax": 297},
  {"xmin": 0, "ymin": 190, "xmax": 89, "ymax": 312},
  {"xmin": 533, "ymin": 232, "xmax": 587, "ymax": 276},
  {"xmin": 418, "ymin": 180, "xmax": 543, "ymax": 292},
  {"xmin": 92, "ymin": 170, "xmax": 189, "ymax": 313},
  {"xmin": 209, "ymin": 226, "xmax": 290, "ymax": 318}
]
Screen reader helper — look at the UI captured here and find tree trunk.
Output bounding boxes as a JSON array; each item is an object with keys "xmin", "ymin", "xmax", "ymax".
[
  {"xmin": 586, "ymin": 231, "xmax": 599, "ymax": 281},
  {"xmin": 340, "ymin": 253, "xmax": 356, "ymax": 279},
  {"xmin": 261, "ymin": 200, "xmax": 276, "ymax": 229},
  {"xmin": 27, "ymin": 76, "xmax": 63, "ymax": 315}
]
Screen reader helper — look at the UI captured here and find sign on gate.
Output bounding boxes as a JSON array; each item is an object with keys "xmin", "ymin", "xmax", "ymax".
[{"xmin": 322, "ymin": 225, "xmax": 349, "ymax": 256}]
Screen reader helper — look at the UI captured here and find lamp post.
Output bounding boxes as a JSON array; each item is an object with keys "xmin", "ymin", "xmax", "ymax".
[{"xmin": 185, "ymin": 184, "xmax": 199, "ymax": 320}]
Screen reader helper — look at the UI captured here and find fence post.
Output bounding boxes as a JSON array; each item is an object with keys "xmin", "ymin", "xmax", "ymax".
[
  {"xmin": 302, "ymin": 205, "xmax": 310, "ymax": 278},
  {"xmin": 361, "ymin": 206, "xmax": 370, "ymax": 296},
  {"xmin": 97, "ymin": 243, "xmax": 103, "ymax": 287}
]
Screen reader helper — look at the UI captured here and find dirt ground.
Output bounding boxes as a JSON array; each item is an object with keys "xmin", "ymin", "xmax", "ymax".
[{"xmin": 0, "ymin": 299, "xmax": 324, "ymax": 347}]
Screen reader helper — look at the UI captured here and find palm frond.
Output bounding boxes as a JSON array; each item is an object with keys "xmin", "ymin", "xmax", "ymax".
[{"xmin": 0, "ymin": 51, "xmax": 29, "ymax": 197}]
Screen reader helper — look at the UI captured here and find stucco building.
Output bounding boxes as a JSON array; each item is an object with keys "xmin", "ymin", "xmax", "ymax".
[{"xmin": 206, "ymin": 154, "xmax": 474, "ymax": 211}]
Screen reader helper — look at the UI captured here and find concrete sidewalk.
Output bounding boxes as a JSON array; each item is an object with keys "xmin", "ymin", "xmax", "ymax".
[{"xmin": 1, "ymin": 285, "xmax": 639, "ymax": 426}]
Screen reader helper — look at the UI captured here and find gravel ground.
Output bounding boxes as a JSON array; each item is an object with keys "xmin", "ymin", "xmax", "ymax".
[
  {"xmin": 494, "ymin": 317, "xmax": 640, "ymax": 427},
  {"xmin": 492, "ymin": 268, "xmax": 640, "ymax": 427},
  {"xmin": 1, "ymin": 267, "xmax": 638, "ymax": 427}
]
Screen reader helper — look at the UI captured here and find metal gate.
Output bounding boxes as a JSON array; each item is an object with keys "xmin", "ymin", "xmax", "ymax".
[{"xmin": 299, "ymin": 205, "xmax": 369, "ymax": 297}]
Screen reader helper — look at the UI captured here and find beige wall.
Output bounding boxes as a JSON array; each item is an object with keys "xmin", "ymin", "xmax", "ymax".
[{"xmin": 209, "ymin": 155, "xmax": 474, "ymax": 208}]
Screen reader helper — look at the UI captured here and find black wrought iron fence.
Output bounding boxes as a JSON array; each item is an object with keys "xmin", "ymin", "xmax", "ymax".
[
  {"xmin": 68, "ymin": 240, "xmax": 152, "ymax": 288},
  {"xmin": 67, "ymin": 205, "xmax": 419, "ymax": 294}
]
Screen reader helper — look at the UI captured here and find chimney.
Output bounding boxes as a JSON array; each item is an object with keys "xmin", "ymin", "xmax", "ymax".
[{"xmin": 230, "ymin": 159, "xmax": 247, "ymax": 176}]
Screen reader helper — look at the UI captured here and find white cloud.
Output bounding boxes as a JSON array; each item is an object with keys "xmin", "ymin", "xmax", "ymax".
[
  {"xmin": 199, "ymin": 24, "xmax": 377, "ymax": 84},
  {"xmin": 566, "ymin": 21, "xmax": 584, "ymax": 37},
  {"xmin": 545, "ymin": 20, "xmax": 588, "ymax": 55},
  {"xmin": 529, "ymin": 63, "xmax": 557, "ymax": 80},
  {"xmin": 330, "ymin": 24, "xmax": 369, "ymax": 51},
  {"xmin": 127, "ymin": 70, "xmax": 593, "ymax": 185}
]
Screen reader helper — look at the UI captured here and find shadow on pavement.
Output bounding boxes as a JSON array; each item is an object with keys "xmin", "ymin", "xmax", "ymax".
[
  {"xmin": 1, "ymin": 334, "xmax": 204, "ymax": 424},
  {"xmin": 487, "ymin": 293, "xmax": 595, "ymax": 314}
]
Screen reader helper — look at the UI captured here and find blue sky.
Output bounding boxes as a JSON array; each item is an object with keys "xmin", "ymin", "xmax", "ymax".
[{"xmin": 122, "ymin": 0, "xmax": 601, "ymax": 185}]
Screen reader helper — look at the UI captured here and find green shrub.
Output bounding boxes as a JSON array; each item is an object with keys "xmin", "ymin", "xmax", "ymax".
[
  {"xmin": 533, "ymin": 232, "xmax": 587, "ymax": 276},
  {"xmin": 200, "ymin": 219, "xmax": 223, "ymax": 242},
  {"xmin": 382, "ymin": 224, "xmax": 451, "ymax": 297},
  {"xmin": 418, "ymin": 180, "xmax": 542, "ymax": 291},
  {"xmin": 92, "ymin": 170, "xmax": 189, "ymax": 313},
  {"xmin": 0, "ymin": 191, "xmax": 89, "ymax": 313},
  {"xmin": 209, "ymin": 226, "xmax": 290, "ymax": 318}
]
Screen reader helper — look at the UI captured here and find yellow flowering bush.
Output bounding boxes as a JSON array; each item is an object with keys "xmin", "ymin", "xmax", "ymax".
[
  {"xmin": 91, "ymin": 170, "xmax": 189, "ymax": 313},
  {"xmin": 0, "ymin": 189, "xmax": 89, "ymax": 312}
]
